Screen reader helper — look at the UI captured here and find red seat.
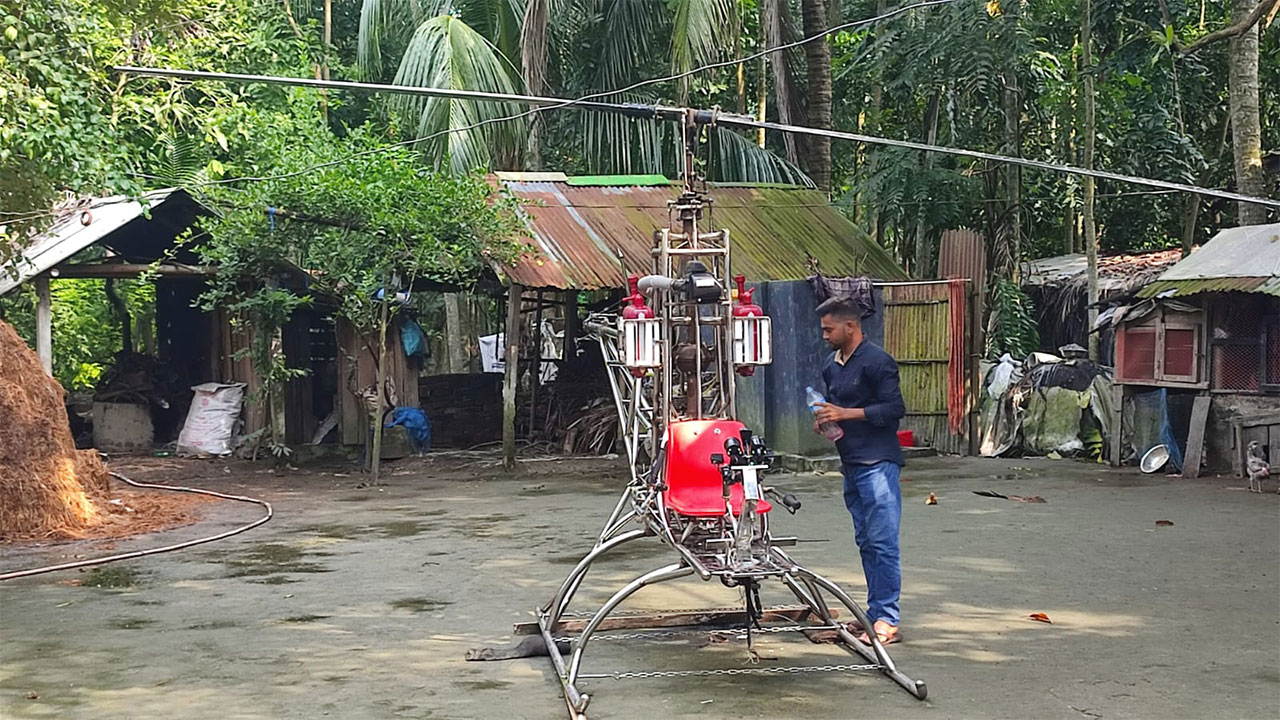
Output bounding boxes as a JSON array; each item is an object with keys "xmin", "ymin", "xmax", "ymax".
[{"xmin": 663, "ymin": 419, "xmax": 772, "ymax": 517}]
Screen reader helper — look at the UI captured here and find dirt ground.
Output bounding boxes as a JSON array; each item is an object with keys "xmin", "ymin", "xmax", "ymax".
[{"xmin": 1, "ymin": 453, "xmax": 1277, "ymax": 720}]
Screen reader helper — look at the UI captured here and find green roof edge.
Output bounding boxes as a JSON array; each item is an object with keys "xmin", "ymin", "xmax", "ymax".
[{"xmin": 565, "ymin": 174, "xmax": 671, "ymax": 186}]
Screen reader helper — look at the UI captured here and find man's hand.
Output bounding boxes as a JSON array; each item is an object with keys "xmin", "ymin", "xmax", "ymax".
[{"xmin": 815, "ymin": 401, "xmax": 867, "ymax": 425}]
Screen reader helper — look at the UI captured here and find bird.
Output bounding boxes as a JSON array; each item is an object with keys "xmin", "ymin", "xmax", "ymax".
[{"xmin": 1246, "ymin": 441, "xmax": 1270, "ymax": 493}]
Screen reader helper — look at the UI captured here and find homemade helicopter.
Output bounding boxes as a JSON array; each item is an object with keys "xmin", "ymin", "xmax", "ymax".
[{"xmin": 527, "ymin": 110, "xmax": 927, "ymax": 719}]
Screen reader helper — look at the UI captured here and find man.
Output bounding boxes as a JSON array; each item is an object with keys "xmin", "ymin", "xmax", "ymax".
[{"xmin": 812, "ymin": 296, "xmax": 907, "ymax": 645}]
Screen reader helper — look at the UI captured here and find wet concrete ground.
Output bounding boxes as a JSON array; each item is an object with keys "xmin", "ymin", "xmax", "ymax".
[{"xmin": 1, "ymin": 454, "xmax": 1277, "ymax": 719}]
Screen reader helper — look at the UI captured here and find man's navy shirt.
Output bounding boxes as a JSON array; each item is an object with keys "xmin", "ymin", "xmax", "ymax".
[{"xmin": 821, "ymin": 340, "xmax": 907, "ymax": 467}]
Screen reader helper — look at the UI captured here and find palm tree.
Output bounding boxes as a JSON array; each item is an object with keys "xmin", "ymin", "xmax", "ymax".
[{"xmin": 357, "ymin": 0, "xmax": 810, "ymax": 183}]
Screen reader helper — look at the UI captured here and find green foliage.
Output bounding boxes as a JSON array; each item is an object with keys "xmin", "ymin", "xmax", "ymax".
[
  {"xmin": 0, "ymin": 277, "xmax": 153, "ymax": 389},
  {"xmin": 391, "ymin": 14, "xmax": 526, "ymax": 174},
  {"xmin": 987, "ymin": 276, "xmax": 1039, "ymax": 360},
  {"xmin": 1, "ymin": 0, "xmax": 312, "ymax": 261},
  {"xmin": 191, "ymin": 98, "xmax": 528, "ymax": 450}
]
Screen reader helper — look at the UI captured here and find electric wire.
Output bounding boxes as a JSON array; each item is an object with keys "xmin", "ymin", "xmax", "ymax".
[
  {"xmin": 111, "ymin": 64, "xmax": 1280, "ymax": 210},
  {"xmin": 0, "ymin": 472, "xmax": 273, "ymax": 581},
  {"xmin": 109, "ymin": 0, "xmax": 959, "ymax": 188}
]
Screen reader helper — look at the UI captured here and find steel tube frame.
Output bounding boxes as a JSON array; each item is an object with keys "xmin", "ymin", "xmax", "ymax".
[
  {"xmin": 543, "ymin": 528, "xmax": 649, "ymax": 625},
  {"xmin": 564, "ymin": 563, "xmax": 695, "ymax": 711}
]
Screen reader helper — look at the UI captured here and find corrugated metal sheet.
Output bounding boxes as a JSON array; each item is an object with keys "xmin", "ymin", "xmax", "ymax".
[
  {"xmin": 0, "ymin": 189, "xmax": 178, "ymax": 297},
  {"xmin": 938, "ymin": 228, "xmax": 985, "ymax": 284},
  {"xmin": 500, "ymin": 179, "xmax": 906, "ymax": 289},
  {"xmin": 1138, "ymin": 277, "xmax": 1276, "ymax": 298},
  {"xmin": 1135, "ymin": 223, "xmax": 1280, "ymax": 298}
]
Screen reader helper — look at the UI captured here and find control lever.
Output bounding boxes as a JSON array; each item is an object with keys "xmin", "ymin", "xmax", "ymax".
[{"xmin": 765, "ymin": 488, "xmax": 802, "ymax": 515}]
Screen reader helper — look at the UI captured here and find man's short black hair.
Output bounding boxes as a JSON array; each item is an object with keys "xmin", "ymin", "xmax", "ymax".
[{"xmin": 816, "ymin": 297, "xmax": 862, "ymax": 322}]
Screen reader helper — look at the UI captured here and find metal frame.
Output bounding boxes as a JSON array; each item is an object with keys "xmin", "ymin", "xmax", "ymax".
[{"xmin": 534, "ymin": 115, "xmax": 925, "ymax": 718}]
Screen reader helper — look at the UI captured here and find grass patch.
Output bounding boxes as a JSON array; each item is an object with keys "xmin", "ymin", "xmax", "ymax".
[
  {"xmin": 223, "ymin": 543, "xmax": 333, "ymax": 578},
  {"xmin": 81, "ymin": 566, "xmax": 143, "ymax": 588}
]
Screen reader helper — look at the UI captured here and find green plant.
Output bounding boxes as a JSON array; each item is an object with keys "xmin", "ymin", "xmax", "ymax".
[{"xmin": 987, "ymin": 276, "xmax": 1039, "ymax": 359}]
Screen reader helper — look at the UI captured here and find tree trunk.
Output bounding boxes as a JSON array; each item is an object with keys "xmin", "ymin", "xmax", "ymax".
[
  {"xmin": 1082, "ymin": 0, "xmax": 1100, "ymax": 361},
  {"xmin": 521, "ymin": 0, "xmax": 549, "ymax": 170},
  {"xmin": 764, "ymin": 0, "xmax": 798, "ymax": 163},
  {"xmin": 1001, "ymin": 0, "xmax": 1023, "ymax": 283},
  {"xmin": 800, "ymin": 0, "xmax": 832, "ymax": 192},
  {"xmin": 756, "ymin": 0, "xmax": 767, "ymax": 147},
  {"xmin": 1228, "ymin": 0, "xmax": 1266, "ymax": 224},
  {"xmin": 914, "ymin": 91, "xmax": 941, "ymax": 279},
  {"xmin": 867, "ymin": 0, "xmax": 886, "ymax": 240}
]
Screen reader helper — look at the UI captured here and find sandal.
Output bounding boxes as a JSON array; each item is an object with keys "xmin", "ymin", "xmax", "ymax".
[{"xmin": 857, "ymin": 622, "xmax": 902, "ymax": 645}]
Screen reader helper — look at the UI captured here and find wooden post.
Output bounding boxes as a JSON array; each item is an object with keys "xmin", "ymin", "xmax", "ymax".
[
  {"xmin": 371, "ymin": 292, "xmax": 390, "ymax": 485},
  {"xmin": 35, "ymin": 275, "xmax": 52, "ymax": 375},
  {"xmin": 443, "ymin": 293, "xmax": 468, "ymax": 373},
  {"xmin": 530, "ymin": 289, "xmax": 543, "ymax": 437},
  {"xmin": 1109, "ymin": 383, "xmax": 1124, "ymax": 467},
  {"xmin": 502, "ymin": 284, "xmax": 523, "ymax": 471}
]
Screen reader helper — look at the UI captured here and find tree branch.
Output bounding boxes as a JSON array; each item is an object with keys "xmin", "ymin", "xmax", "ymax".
[
  {"xmin": 282, "ymin": 0, "xmax": 304, "ymax": 40},
  {"xmin": 1179, "ymin": 0, "xmax": 1279, "ymax": 54}
]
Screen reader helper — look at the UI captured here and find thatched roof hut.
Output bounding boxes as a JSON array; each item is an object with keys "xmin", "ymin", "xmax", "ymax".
[{"xmin": 1022, "ymin": 249, "xmax": 1185, "ymax": 361}]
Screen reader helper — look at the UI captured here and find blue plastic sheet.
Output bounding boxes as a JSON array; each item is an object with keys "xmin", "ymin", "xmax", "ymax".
[
  {"xmin": 386, "ymin": 406, "xmax": 431, "ymax": 452},
  {"xmin": 400, "ymin": 317, "xmax": 428, "ymax": 360}
]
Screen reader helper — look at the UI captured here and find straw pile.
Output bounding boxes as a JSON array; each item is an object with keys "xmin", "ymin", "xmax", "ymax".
[{"xmin": 0, "ymin": 318, "xmax": 110, "ymax": 540}]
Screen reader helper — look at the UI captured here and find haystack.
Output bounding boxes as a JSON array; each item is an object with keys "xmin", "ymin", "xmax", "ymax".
[{"xmin": 0, "ymin": 318, "xmax": 110, "ymax": 540}]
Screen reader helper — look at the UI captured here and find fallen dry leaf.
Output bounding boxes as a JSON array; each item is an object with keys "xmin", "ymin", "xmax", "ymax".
[
  {"xmin": 925, "ymin": 492, "xmax": 938, "ymax": 505},
  {"xmin": 1029, "ymin": 613, "xmax": 1052, "ymax": 624},
  {"xmin": 1155, "ymin": 520, "xmax": 1174, "ymax": 526},
  {"xmin": 1008, "ymin": 494, "xmax": 1047, "ymax": 503}
]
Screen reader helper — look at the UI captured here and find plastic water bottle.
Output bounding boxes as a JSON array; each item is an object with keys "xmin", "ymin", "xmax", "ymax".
[{"xmin": 806, "ymin": 386, "xmax": 844, "ymax": 442}]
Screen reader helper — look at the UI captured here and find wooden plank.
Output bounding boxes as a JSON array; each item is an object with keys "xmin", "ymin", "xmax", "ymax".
[
  {"xmin": 1269, "ymin": 426, "xmax": 1279, "ymax": 475},
  {"xmin": 54, "ymin": 262, "xmax": 212, "ymax": 278},
  {"xmin": 1237, "ymin": 409, "xmax": 1280, "ymax": 428},
  {"xmin": 513, "ymin": 605, "xmax": 838, "ymax": 636},
  {"xmin": 35, "ymin": 275, "xmax": 52, "ymax": 375},
  {"xmin": 1181, "ymin": 395, "xmax": 1212, "ymax": 478}
]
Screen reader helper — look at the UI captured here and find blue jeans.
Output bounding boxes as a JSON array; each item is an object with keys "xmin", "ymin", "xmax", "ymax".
[{"xmin": 841, "ymin": 460, "xmax": 902, "ymax": 626}]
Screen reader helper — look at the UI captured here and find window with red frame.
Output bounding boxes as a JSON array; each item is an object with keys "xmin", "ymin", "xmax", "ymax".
[{"xmin": 1116, "ymin": 306, "xmax": 1204, "ymax": 386}]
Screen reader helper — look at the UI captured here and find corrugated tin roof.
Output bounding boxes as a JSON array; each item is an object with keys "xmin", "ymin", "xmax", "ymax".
[
  {"xmin": 1138, "ymin": 277, "xmax": 1279, "ymax": 298},
  {"xmin": 499, "ymin": 179, "xmax": 906, "ymax": 289},
  {"xmin": 0, "ymin": 189, "xmax": 182, "ymax": 297},
  {"xmin": 1137, "ymin": 223, "xmax": 1280, "ymax": 298}
]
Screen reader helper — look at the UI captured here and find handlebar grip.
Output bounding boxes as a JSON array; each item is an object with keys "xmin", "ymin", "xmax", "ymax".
[{"xmin": 780, "ymin": 493, "xmax": 801, "ymax": 513}]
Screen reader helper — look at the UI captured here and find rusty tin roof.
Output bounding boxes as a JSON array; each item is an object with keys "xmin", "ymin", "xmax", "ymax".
[
  {"xmin": 496, "ymin": 174, "xmax": 906, "ymax": 289},
  {"xmin": 1138, "ymin": 223, "xmax": 1280, "ymax": 298}
]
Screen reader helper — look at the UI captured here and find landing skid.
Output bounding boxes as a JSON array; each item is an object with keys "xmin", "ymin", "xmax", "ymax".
[{"xmin": 531, "ymin": 497, "xmax": 927, "ymax": 718}]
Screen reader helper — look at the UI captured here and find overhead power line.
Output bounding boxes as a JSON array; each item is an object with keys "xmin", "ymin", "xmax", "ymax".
[
  {"xmin": 110, "ymin": 0, "xmax": 958, "ymax": 188},
  {"xmin": 113, "ymin": 65, "xmax": 1280, "ymax": 210}
]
